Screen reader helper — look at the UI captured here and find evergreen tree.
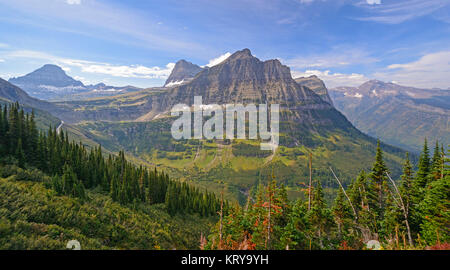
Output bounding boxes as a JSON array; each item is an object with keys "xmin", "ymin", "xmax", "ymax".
[
  {"xmin": 367, "ymin": 140, "xmax": 389, "ymax": 222},
  {"xmin": 431, "ymin": 141, "xmax": 443, "ymax": 181},
  {"xmin": 416, "ymin": 138, "xmax": 431, "ymax": 188},
  {"xmin": 419, "ymin": 148, "xmax": 449, "ymax": 245},
  {"xmin": 15, "ymin": 138, "xmax": 26, "ymax": 168},
  {"xmin": 308, "ymin": 180, "xmax": 334, "ymax": 249},
  {"xmin": 332, "ymin": 187, "xmax": 353, "ymax": 244}
]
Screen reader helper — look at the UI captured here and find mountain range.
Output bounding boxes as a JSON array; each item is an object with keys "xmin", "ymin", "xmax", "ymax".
[
  {"xmin": 1, "ymin": 49, "xmax": 425, "ymax": 202},
  {"xmin": 8, "ymin": 64, "xmax": 142, "ymax": 100},
  {"xmin": 15, "ymin": 48, "xmax": 403, "ymax": 202},
  {"xmin": 329, "ymin": 80, "xmax": 450, "ymax": 152}
]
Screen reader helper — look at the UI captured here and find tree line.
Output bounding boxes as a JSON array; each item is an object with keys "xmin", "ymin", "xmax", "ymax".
[
  {"xmin": 0, "ymin": 103, "xmax": 220, "ymax": 217},
  {"xmin": 205, "ymin": 140, "xmax": 449, "ymax": 249}
]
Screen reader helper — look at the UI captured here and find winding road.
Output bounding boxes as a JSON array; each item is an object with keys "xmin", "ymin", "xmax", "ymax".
[{"xmin": 56, "ymin": 120, "xmax": 64, "ymax": 134}]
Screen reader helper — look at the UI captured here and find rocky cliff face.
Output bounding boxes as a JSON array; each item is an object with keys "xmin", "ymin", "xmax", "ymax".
[
  {"xmin": 164, "ymin": 60, "xmax": 203, "ymax": 87},
  {"xmin": 164, "ymin": 49, "xmax": 327, "ymax": 107},
  {"xmin": 9, "ymin": 64, "xmax": 87, "ymax": 100},
  {"xmin": 295, "ymin": 75, "xmax": 334, "ymax": 106}
]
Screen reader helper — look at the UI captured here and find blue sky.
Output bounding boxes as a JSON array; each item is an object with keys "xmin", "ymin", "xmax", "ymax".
[{"xmin": 0, "ymin": 0, "xmax": 449, "ymax": 88}]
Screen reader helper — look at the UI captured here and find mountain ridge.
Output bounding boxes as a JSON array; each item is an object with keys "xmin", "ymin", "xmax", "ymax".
[{"xmin": 329, "ymin": 80, "xmax": 450, "ymax": 152}]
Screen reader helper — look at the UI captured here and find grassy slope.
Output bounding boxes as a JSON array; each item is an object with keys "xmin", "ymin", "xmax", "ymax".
[{"xmin": 0, "ymin": 174, "xmax": 214, "ymax": 250}]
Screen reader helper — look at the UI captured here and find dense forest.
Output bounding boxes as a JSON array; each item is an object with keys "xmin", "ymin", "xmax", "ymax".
[
  {"xmin": 205, "ymin": 140, "xmax": 449, "ymax": 250},
  {"xmin": 0, "ymin": 102, "xmax": 221, "ymax": 217},
  {"xmin": 0, "ymin": 103, "xmax": 448, "ymax": 250}
]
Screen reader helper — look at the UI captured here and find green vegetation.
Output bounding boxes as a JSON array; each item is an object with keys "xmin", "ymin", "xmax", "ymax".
[
  {"xmin": 205, "ymin": 140, "xmax": 449, "ymax": 250},
  {"xmin": 0, "ymin": 169, "xmax": 213, "ymax": 250},
  {"xmin": 0, "ymin": 103, "xmax": 220, "ymax": 249}
]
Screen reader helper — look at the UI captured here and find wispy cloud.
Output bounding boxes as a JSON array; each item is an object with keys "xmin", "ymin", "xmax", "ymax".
[
  {"xmin": 291, "ymin": 69, "xmax": 369, "ymax": 88},
  {"xmin": 203, "ymin": 52, "xmax": 231, "ymax": 67},
  {"xmin": 0, "ymin": 0, "xmax": 206, "ymax": 54},
  {"xmin": 1, "ymin": 49, "xmax": 175, "ymax": 80},
  {"xmin": 0, "ymin": 59, "xmax": 4, "ymax": 63},
  {"xmin": 66, "ymin": 0, "xmax": 81, "ymax": 5},
  {"xmin": 373, "ymin": 51, "xmax": 450, "ymax": 88},
  {"xmin": 366, "ymin": 0, "xmax": 381, "ymax": 5},
  {"xmin": 285, "ymin": 47, "xmax": 378, "ymax": 69},
  {"xmin": 355, "ymin": 0, "xmax": 449, "ymax": 24}
]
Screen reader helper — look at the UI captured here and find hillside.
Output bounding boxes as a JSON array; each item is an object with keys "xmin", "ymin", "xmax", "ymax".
[
  {"xmin": 0, "ymin": 169, "xmax": 213, "ymax": 250},
  {"xmin": 329, "ymin": 80, "xmax": 450, "ymax": 152},
  {"xmin": 0, "ymin": 78, "xmax": 65, "ymax": 116}
]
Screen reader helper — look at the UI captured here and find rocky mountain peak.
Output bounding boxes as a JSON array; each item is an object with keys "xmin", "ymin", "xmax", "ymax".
[
  {"xmin": 163, "ymin": 48, "xmax": 328, "ymax": 110},
  {"xmin": 225, "ymin": 48, "xmax": 253, "ymax": 62},
  {"xmin": 164, "ymin": 60, "xmax": 203, "ymax": 87}
]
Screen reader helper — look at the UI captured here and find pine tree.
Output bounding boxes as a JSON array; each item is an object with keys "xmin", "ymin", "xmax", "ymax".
[
  {"xmin": 16, "ymin": 138, "xmax": 26, "ymax": 168},
  {"xmin": 309, "ymin": 180, "xmax": 333, "ymax": 249},
  {"xmin": 431, "ymin": 141, "xmax": 443, "ymax": 181},
  {"xmin": 368, "ymin": 140, "xmax": 389, "ymax": 221},
  {"xmin": 332, "ymin": 187, "xmax": 353, "ymax": 242},
  {"xmin": 418, "ymin": 148, "xmax": 449, "ymax": 245},
  {"xmin": 416, "ymin": 138, "xmax": 431, "ymax": 188}
]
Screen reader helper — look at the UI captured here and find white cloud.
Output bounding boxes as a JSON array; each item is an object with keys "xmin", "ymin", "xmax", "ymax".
[
  {"xmin": 0, "ymin": 59, "xmax": 4, "ymax": 63},
  {"xmin": 291, "ymin": 69, "xmax": 370, "ymax": 88},
  {"xmin": 373, "ymin": 51, "xmax": 450, "ymax": 89},
  {"xmin": 66, "ymin": 0, "xmax": 81, "ymax": 5},
  {"xmin": 285, "ymin": 48, "xmax": 378, "ymax": 69},
  {"xmin": 366, "ymin": 0, "xmax": 381, "ymax": 5},
  {"xmin": 1, "ymin": 49, "xmax": 176, "ymax": 80},
  {"xmin": 203, "ymin": 52, "xmax": 232, "ymax": 68},
  {"xmin": 69, "ymin": 61, "xmax": 176, "ymax": 79}
]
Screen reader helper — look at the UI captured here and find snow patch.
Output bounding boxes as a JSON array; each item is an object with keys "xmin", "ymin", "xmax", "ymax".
[
  {"xmin": 344, "ymin": 92, "xmax": 363, "ymax": 98},
  {"xmin": 165, "ymin": 80, "xmax": 185, "ymax": 87}
]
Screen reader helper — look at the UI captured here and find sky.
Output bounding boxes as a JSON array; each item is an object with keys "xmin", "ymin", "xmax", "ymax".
[{"xmin": 0, "ymin": 0, "xmax": 449, "ymax": 89}]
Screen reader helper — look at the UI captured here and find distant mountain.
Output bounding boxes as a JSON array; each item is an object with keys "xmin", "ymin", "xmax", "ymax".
[
  {"xmin": 164, "ymin": 60, "xmax": 203, "ymax": 87},
  {"xmin": 329, "ymin": 80, "xmax": 450, "ymax": 152},
  {"xmin": 9, "ymin": 64, "xmax": 87, "ymax": 100},
  {"xmin": 67, "ymin": 83, "xmax": 142, "ymax": 100},
  {"xmin": 8, "ymin": 64, "xmax": 142, "ymax": 101},
  {"xmin": 294, "ymin": 75, "xmax": 334, "ymax": 106}
]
